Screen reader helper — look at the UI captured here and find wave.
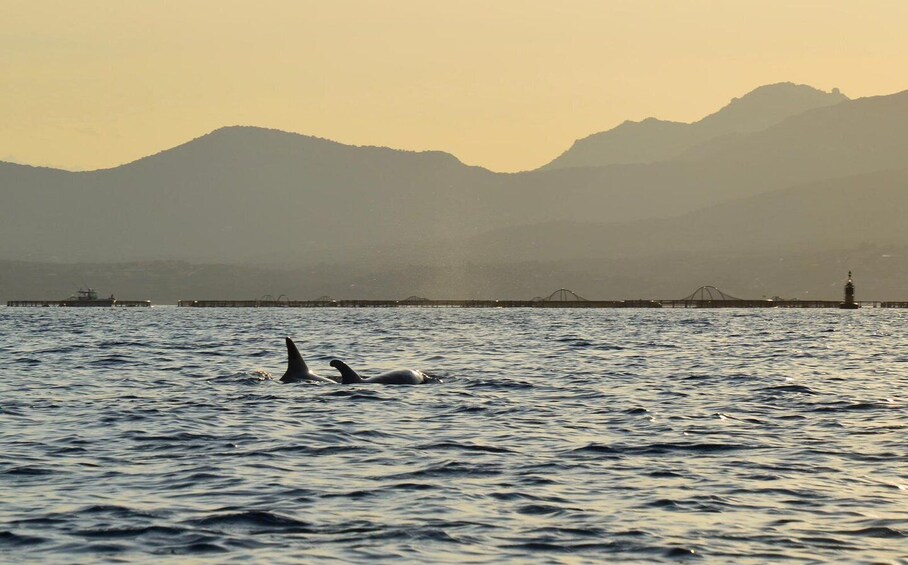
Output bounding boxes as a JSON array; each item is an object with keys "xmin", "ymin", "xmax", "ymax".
[
  {"xmin": 813, "ymin": 401, "xmax": 890, "ymax": 412},
  {"xmin": 760, "ymin": 384, "xmax": 817, "ymax": 394},
  {"xmin": 568, "ymin": 441, "xmax": 754, "ymax": 456},
  {"xmin": 837, "ymin": 526, "xmax": 906, "ymax": 538},
  {"xmin": 381, "ymin": 460, "xmax": 503, "ymax": 480},
  {"xmin": 186, "ymin": 511, "xmax": 313, "ymax": 534},
  {"xmin": 74, "ymin": 525, "xmax": 187, "ymax": 539},
  {"xmin": 4, "ymin": 466, "xmax": 56, "ymax": 476},
  {"xmin": 415, "ymin": 441, "xmax": 514, "ymax": 454},
  {"xmin": 0, "ymin": 531, "xmax": 46, "ymax": 547}
]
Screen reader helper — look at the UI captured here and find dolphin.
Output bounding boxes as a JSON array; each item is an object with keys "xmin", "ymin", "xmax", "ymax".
[
  {"xmin": 280, "ymin": 337, "xmax": 338, "ymax": 383},
  {"xmin": 329, "ymin": 359, "xmax": 434, "ymax": 385}
]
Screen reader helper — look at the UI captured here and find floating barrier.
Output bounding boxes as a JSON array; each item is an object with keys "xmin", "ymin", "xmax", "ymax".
[
  {"xmin": 174, "ymin": 298, "xmax": 892, "ymax": 309},
  {"xmin": 7, "ymin": 299, "xmax": 151, "ymax": 307}
]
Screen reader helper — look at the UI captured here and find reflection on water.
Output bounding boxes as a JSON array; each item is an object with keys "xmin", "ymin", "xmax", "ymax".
[{"xmin": 0, "ymin": 307, "xmax": 906, "ymax": 562}]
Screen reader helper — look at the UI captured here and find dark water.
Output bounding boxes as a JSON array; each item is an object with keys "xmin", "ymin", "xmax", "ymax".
[{"xmin": 1, "ymin": 307, "xmax": 907, "ymax": 563}]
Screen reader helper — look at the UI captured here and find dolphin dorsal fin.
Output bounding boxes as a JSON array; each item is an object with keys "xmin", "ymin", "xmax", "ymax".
[
  {"xmin": 330, "ymin": 359, "xmax": 363, "ymax": 384},
  {"xmin": 285, "ymin": 337, "xmax": 309, "ymax": 375}
]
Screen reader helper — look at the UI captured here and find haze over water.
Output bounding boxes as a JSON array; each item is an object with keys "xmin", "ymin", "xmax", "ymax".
[{"xmin": 1, "ymin": 307, "xmax": 906, "ymax": 563}]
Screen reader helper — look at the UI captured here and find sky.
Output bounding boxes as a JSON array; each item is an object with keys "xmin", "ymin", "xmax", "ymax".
[{"xmin": 2, "ymin": 0, "xmax": 908, "ymax": 172}]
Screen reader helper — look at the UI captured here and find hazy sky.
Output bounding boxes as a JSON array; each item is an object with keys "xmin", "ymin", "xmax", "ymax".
[{"xmin": 2, "ymin": 1, "xmax": 907, "ymax": 172}]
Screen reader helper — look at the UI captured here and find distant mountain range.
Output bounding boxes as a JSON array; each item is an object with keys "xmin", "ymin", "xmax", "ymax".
[
  {"xmin": 2, "ymin": 82, "xmax": 907, "ymax": 300},
  {"xmin": 450, "ymin": 167, "xmax": 908, "ymax": 263},
  {"xmin": 541, "ymin": 82, "xmax": 848, "ymax": 170}
]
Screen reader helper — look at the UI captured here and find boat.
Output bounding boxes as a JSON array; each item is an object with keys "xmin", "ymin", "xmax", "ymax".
[{"xmin": 62, "ymin": 288, "xmax": 117, "ymax": 307}]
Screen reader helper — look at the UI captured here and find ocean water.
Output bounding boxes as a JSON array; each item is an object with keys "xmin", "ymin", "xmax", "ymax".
[{"xmin": 0, "ymin": 306, "xmax": 906, "ymax": 563}]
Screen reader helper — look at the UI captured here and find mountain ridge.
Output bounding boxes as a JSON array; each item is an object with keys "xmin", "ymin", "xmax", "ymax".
[
  {"xmin": 447, "ymin": 165, "xmax": 908, "ymax": 264},
  {"xmin": 541, "ymin": 82, "xmax": 848, "ymax": 170},
  {"xmin": 2, "ymin": 83, "xmax": 907, "ymax": 300},
  {"xmin": 0, "ymin": 125, "xmax": 474, "ymax": 175}
]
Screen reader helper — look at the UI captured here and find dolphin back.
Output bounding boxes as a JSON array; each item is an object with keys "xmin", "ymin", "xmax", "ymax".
[
  {"xmin": 331, "ymin": 362, "xmax": 430, "ymax": 385},
  {"xmin": 367, "ymin": 369, "xmax": 429, "ymax": 385}
]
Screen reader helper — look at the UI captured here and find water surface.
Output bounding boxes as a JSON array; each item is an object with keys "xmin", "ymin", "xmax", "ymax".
[{"xmin": 1, "ymin": 307, "xmax": 906, "ymax": 563}]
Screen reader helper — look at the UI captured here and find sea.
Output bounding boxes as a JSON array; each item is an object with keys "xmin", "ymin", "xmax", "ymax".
[{"xmin": 0, "ymin": 306, "xmax": 906, "ymax": 563}]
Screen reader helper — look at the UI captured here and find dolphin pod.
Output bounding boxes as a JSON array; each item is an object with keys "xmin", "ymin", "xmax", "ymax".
[{"xmin": 280, "ymin": 337, "xmax": 434, "ymax": 385}]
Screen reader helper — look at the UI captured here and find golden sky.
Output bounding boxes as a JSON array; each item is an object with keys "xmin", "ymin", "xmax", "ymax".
[{"xmin": 2, "ymin": 0, "xmax": 907, "ymax": 172}]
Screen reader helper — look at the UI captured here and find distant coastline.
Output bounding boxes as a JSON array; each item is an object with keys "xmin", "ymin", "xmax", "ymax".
[{"xmin": 3, "ymin": 84, "xmax": 908, "ymax": 302}]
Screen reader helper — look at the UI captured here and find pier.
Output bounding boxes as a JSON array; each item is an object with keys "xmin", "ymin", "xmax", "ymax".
[
  {"xmin": 176, "ymin": 298, "xmax": 891, "ymax": 309},
  {"xmin": 174, "ymin": 287, "xmax": 898, "ymax": 309},
  {"xmin": 7, "ymin": 299, "xmax": 152, "ymax": 307},
  {"xmin": 6, "ymin": 288, "xmax": 151, "ymax": 307},
  {"xmin": 9, "ymin": 282, "xmax": 904, "ymax": 309},
  {"xmin": 177, "ymin": 298, "xmax": 663, "ymax": 308}
]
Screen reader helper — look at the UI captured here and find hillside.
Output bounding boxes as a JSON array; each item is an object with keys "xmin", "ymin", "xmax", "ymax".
[
  {"xmin": 446, "ymin": 167, "xmax": 908, "ymax": 263},
  {"xmin": 1, "ymin": 86, "xmax": 907, "ymax": 277},
  {"xmin": 542, "ymin": 83, "xmax": 847, "ymax": 170},
  {"xmin": 0, "ymin": 127, "xmax": 496, "ymax": 263}
]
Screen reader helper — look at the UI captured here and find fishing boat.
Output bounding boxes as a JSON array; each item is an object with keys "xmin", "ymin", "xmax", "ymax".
[{"xmin": 62, "ymin": 288, "xmax": 117, "ymax": 307}]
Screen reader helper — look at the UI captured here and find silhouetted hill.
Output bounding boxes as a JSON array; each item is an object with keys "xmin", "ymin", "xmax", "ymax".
[
  {"xmin": 0, "ymin": 127, "xmax": 719, "ymax": 263},
  {"xmin": 542, "ymin": 83, "xmax": 847, "ymax": 170},
  {"xmin": 1, "ymin": 86, "xmax": 907, "ymax": 280},
  {"xmin": 697, "ymin": 83, "xmax": 847, "ymax": 134},
  {"xmin": 0, "ymin": 127, "xmax": 497, "ymax": 263},
  {"xmin": 676, "ymin": 90, "xmax": 908, "ymax": 187},
  {"xmin": 445, "ymin": 167, "xmax": 908, "ymax": 263}
]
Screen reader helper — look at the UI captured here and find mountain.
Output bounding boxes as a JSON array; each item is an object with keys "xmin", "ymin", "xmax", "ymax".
[
  {"xmin": 2, "ymin": 127, "xmax": 704, "ymax": 264},
  {"xmin": 541, "ymin": 83, "xmax": 848, "ymax": 170},
  {"xmin": 445, "ymin": 166, "xmax": 908, "ymax": 263},
  {"xmin": 2, "ymin": 85, "xmax": 908, "ymax": 297},
  {"xmin": 674, "ymin": 90, "xmax": 908, "ymax": 186},
  {"xmin": 0, "ymin": 127, "xmax": 497, "ymax": 263}
]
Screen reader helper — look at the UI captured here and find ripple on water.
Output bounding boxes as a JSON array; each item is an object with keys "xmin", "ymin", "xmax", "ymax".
[
  {"xmin": 186, "ymin": 511, "xmax": 314, "ymax": 534},
  {"xmin": 0, "ymin": 531, "xmax": 47, "ymax": 547},
  {"xmin": 416, "ymin": 441, "xmax": 515, "ymax": 454},
  {"xmin": 4, "ymin": 466, "xmax": 57, "ymax": 476}
]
